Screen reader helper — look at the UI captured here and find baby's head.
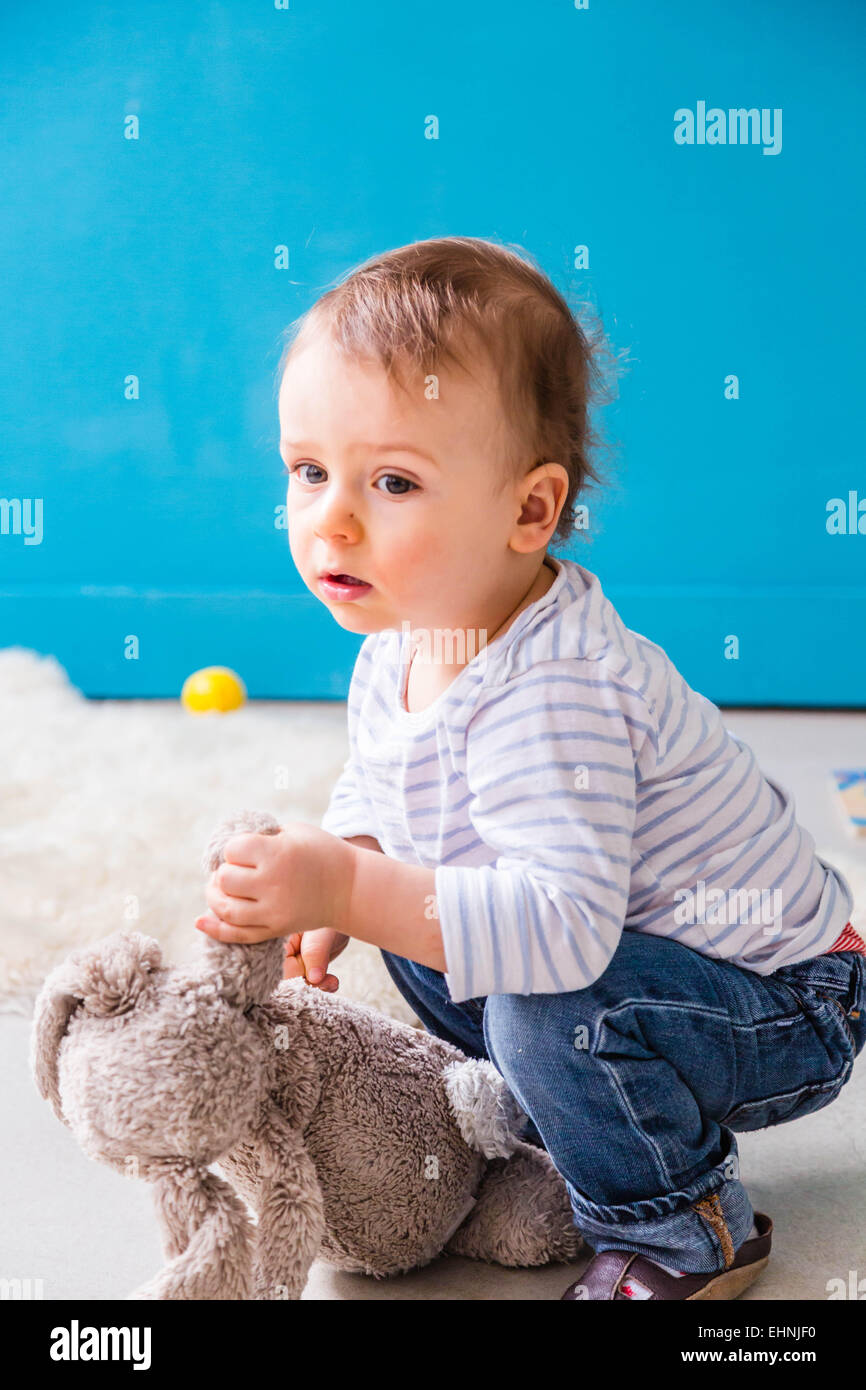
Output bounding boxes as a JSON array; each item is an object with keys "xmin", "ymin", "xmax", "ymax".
[{"xmin": 275, "ymin": 235, "xmax": 622, "ymax": 635}]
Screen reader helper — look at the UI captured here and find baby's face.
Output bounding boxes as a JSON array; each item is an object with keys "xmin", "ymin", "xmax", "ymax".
[{"xmin": 278, "ymin": 328, "xmax": 522, "ymax": 635}]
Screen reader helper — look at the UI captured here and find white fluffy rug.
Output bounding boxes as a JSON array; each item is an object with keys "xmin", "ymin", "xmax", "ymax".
[
  {"xmin": 2, "ymin": 646, "xmax": 865, "ymax": 1022},
  {"xmin": 0, "ymin": 647, "xmax": 418, "ymax": 1024}
]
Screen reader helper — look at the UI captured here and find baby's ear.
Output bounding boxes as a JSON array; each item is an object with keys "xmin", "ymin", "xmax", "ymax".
[{"xmin": 201, "ymin": 809, "xmax": 282, "ymax": 874}]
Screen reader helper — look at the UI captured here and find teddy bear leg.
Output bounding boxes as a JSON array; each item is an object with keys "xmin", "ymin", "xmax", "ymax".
[
  {"xmin": 445, "ymin": 1140, "xmax": 585, "ymax": 1268},
  {"xmin": 131, "ymin": 1167, "xmax": 256, "ymax": 1300},
  {"xmin": 251, "ymin": 1107, "xmax": 327, "ymax": 1300}
]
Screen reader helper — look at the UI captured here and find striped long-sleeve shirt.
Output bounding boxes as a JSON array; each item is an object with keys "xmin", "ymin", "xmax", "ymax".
[{"xmin": 320, "ymin": 554, "xmax": 857, "ymax": 1004}]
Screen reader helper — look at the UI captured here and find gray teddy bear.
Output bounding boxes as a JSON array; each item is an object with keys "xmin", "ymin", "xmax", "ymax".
[{"xmin": 30, "ymin": 810, "xmax": 584, "ymax": 1298}]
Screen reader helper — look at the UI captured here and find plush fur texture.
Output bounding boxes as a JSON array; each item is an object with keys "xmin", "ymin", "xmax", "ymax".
[{"xmin": 29, "ymin": 809, "xmax": 585, "ymax": 1299}]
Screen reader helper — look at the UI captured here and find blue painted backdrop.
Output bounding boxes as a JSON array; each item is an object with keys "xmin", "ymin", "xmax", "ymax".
[{"xmin": 1, "ymin": 1, "xmax": 863, "ymax": 704}]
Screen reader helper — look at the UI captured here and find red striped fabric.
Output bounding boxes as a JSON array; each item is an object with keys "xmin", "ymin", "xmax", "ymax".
[{"xmin": 823, "ymin": 921, "xmax": 866, "ymax": 956}]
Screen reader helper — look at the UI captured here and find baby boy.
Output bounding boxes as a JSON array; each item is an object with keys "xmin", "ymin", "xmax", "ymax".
[{"xmin": 196, "ymin": 235, "xmax": 865, "ymax": 1301}]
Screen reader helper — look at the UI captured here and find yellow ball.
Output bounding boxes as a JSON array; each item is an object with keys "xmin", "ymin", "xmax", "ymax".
[{"xmin": 181, "ymin": 666, "xmax": 247, "ymax": 714}]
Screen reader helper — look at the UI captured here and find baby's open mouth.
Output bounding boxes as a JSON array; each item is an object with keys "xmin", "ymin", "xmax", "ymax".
[{"xmin": 320, "ymin": 572, "xmax": 373, "ymax": 596}]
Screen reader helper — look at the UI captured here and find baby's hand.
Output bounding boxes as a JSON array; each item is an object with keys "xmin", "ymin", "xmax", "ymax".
[{"xmin": 283, "ymin": 928, "xmax": 350, "ymax": 991}]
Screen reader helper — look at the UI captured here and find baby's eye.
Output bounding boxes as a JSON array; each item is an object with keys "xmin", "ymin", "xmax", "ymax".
[
  {"xmin": 374, "ymin": 474, "xmax": 419, "ymax": 496},
  {"xmin": 288, "ymin": 462, "xmax": 326, "ymax": 484}
]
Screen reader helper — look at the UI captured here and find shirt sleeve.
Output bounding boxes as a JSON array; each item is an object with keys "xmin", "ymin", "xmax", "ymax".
[
  {"xmin": 433, "ymin": 659, "xmax": 657, "ymax": 1002},
  {"xmin": 319, "ymin": 752, "xmax": 378, "ymax": 842}
]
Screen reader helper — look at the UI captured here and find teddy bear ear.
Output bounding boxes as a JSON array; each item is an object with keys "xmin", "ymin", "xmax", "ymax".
[
  {"xmin": 29, "ymin": 969, "xmax": 82, "ymax": 1125},
  {"xmin": 200, "ymin": 809, "xmax": 282, "ymax": 875},
  {"xmin": 196, "ymin": 812, "xmax": 285, "ymax": 1009},
  {"xmin": 29, "ymin": 932, "xmax": 164, "ymax": 1126},
  {"xmin": 198, "ymin": 936, "xmax": 286, "ymax": 1010}
]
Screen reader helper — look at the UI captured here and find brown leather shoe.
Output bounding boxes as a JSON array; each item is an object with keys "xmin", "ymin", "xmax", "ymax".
[{"xmin": 561, "ymin": 1211, "xmax": 772, "ymax": 1300}]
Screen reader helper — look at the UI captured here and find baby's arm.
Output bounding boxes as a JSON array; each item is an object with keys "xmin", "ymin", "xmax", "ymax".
[
  {"xmin": 432, "ymin": 659, "xmax": 656, "ymax": 1002},
  {"xmin": 282, "ymin": 833, "xmax": 384, "ymax": 986}
]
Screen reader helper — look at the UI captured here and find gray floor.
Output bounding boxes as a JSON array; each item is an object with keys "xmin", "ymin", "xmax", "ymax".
[{"xmin": 3, "ymin": 708, "xmax": 865, "ymax": 1300}]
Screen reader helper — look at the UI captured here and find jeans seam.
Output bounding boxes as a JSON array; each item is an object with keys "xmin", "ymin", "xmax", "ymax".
[
  {"xmin": 693, "ymin": 1192, "xmax": 735, "ymax": 1270},
  {"xmin": 774, "ymin": 979, "xmax": 808, "ymax": 1015},
  {"xmin": 815, "ymin": 990, "xmax": 858, "ymax": 1051},
  {"xmin": 720, "ymin": 1071, "xmax": 845, "ymax": 1126},
  {"xmin": 594, "ymin": 1007, "xmax": 699, "ymax": 1187}
]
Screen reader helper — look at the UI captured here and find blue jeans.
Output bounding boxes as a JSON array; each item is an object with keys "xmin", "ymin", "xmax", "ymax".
[{"xmin": 381, "ymin": 929, "xmax": 866, "ymax": 1274}]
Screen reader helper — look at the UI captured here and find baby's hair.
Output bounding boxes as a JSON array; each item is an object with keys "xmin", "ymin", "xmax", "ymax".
[{"xmin": 273, "ymin": 236, "xmax": 630, "ymax": 548}]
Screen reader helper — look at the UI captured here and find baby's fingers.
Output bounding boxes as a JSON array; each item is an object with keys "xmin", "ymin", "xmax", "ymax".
[
  {"xmin": 282, "ymin": 949, "xmax": 307, "ymax": 981},
  {"xmin": 311, "ymin": 972, "xmax": 340, "ymax": 993}
]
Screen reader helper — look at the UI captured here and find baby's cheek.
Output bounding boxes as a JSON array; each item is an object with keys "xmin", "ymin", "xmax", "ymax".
[{"xmin": 390, "ymin": 526, "xmax": 449, "ymax": 573}]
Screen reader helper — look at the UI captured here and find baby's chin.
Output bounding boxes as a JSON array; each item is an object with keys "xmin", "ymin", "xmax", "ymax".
[{"xmin": 321, "ymin": 601, "xmax": 390, "ymax": 636}]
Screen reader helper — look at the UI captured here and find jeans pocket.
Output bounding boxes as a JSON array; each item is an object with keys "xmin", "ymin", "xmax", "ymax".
[
  {"xmin": 774, "ymin": 951, "xmax": 864, "ymax": 1056},
  {"xmin": 721, "ymin": 1073, "xmax": 848, "ymax": 1132},
  {"xmin": 720, "ymin": 974, "xmax": 856, "ymax": 1132},
  {"xmin": 813, "ymin": 990, "xmax": 859, "ymax": 1053}
]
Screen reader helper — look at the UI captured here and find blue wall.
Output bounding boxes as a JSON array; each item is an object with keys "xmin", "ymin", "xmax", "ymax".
[{"xmin": 1, "ymin": 1, "xmax": 863, "ymax": 704}]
